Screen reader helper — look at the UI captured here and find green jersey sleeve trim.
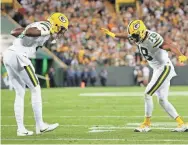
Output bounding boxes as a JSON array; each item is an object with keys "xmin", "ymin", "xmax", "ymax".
[
  {"xmin": 40, "ymin": 22, "xmax": 50, "ymax": 31},
  {"xmin": 153, "ymin": 36, "xmax": 163, "ymax": 48}
]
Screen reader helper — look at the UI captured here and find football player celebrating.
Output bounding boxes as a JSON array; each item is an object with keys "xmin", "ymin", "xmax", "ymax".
[
  {"xmin": 101, "ymin": 20, "xmax": 188, "ymax": 132},
  {"xmin": 3, "ymin": 13, "xmax": 68, "ymax": 136}
]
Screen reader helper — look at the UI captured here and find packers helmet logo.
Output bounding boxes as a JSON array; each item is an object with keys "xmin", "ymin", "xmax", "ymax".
[
  {"xmin": 133, "ymin": 23, "xmax": 140, "ymax": 30},
  {"xmin": 59, "ymin": 16, "xmax": 66, "ymax": 23}
]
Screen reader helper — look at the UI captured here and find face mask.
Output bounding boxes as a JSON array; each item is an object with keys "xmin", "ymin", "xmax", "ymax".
[{"xmin": 128, "ymin": 33, "xmax": 140, "ymax": 43}]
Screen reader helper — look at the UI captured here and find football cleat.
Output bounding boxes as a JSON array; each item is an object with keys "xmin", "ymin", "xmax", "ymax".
[
  {"xmin": 36, "ymin": 123, "xmax": 59, "ymax": 135},
  {"xmin": 171, "ymin": 123, "xmax": 188, "ymax": 132},
  {"xmin": 17, "ymin": 129, "xmax": 34, "ymax": 136},
  {"xmin": 134, "ymin": 123, "xmax": 151, "ymax": 132}
]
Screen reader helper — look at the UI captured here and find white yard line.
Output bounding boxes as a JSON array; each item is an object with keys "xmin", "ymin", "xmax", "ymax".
[
  {"xmin": 89, "ymin": 130, "xmax": 115, "ymax": 133},
  {"xmin": 127, "ymin": 122, "xmax": 177, "ymax": 127},
  {"xmin": 79, "ymin": 91, "xmax": 188, "ymax": 97},
  {"xmin": 1, "ymin": 138, "xmax": 188, "ymax": 142},
  {"xmin": 2, "ymin": 115, "xmax": 188, "ymax": 118},
  {"xmin": 55, "ymin": 109, "xmax": 144, "ymax": 112},
  {"xmin": 89, "ymin": 126, "xmax": 174, "ymax": 130},
  {"xmin": 1, "ymin": 123, "xmax": 178, "ymax": 130},
  {"xmin": 1, "ymin": 125, "xmax": 176, "ymax": 131},
  {"xmin": 1, "ymin": 124, "xmax": 89, "ymax": 127},
  {"xmin": 88, "ymin": 123, "xmax": 178, "ymax": 133},
  {"xmin": 2, "ymin": 144, "xmax": 187, "ymax": 145},
  {"xmin": 125, "ymin": 127, "xmax": 174, "ymax": 130}
]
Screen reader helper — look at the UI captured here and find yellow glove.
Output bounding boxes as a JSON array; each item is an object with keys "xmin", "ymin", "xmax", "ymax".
[
  {"xmin": 178, "ymin": 55, "xmax": 187, "ymax": 63},
  {"xmin": 100, "ymin": 28, "xmax": 115, "ymax": 38}
]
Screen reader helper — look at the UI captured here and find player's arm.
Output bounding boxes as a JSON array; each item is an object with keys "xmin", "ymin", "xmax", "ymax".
[
  {"xmin": 23, "ymin": 27, "xmax": 42, "ymax": 37},
  {"xmin": 161, "ymin": 40, "xmax": 187, "ymax": 63},
  {"xmin": 11, "ymin": 27, "xmax": 42, "ymax": 37},
  {"xmin": 11, "ymin": 27, "xmax": 51, "ymax": 37},
  {"xmin": 11, "ymin": 27, "xmax": 25, "ymax": 37},
  {"xmin": 114, "ymin": 33, "xmax": 128, "ymax": 39},
  {"xmin": 25, "ymin": 27, "xmax": 51, "ymax": 37},
  {"xmin": 100, "ymin": 28, "xmax": 127, "ymax": 39}
]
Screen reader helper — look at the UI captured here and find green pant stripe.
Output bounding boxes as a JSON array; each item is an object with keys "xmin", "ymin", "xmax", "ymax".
[
  {"xmin": 147, "ymin": 66, "xmax": 167, "ymax": 95},
  {"xmin": 147, "ymin": 66, "xmax": 171, "ymax": 95},
  {"xmin": 28, "ymin": 65, "xmax": 39, "ymax": 84},
  {"xmin": 24, "ymin": 66, "xmax": 38, "ymax": 87},
  {"xmin": 24, "ymin": 66, "xmax": 37, "ymax": 86},
  {"xmin": 150, "ymin": 66, "xmax": 171, "ymax": 95}
]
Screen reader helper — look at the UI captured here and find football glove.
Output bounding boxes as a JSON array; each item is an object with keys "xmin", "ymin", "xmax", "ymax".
[
  {"xmin": 100, "ymin": 28, "xmax": 115, "ymax": 38},
  {"xmin": 178, "ymin": 55, "xmax": 187, "ymax": 63}
]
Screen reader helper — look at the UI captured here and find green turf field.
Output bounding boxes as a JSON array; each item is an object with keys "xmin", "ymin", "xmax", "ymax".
[{"xmin": 1, "ymin": 86, "xmax": 188, "ymax": 144}]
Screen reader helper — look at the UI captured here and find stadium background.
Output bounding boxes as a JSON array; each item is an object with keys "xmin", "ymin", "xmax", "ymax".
[
  {"xmin": 1, "ymin": 0, "xmax": 188, "ymax": 88},
  {"xmin": 1, "ymin": 0, "xmax": 188, "ymax": 144}
]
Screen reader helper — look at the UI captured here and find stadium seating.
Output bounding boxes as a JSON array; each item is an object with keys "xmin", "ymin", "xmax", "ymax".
[{"xmin": 3, "ymin": 0, "xmax": 188, "ymax": 66}]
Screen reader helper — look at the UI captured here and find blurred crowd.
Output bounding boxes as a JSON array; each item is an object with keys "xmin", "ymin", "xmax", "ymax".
[
  {"xmin": 119, "ymin": 0, "xmax": 188, "ymax": 66},
  {"xmin": 4, "ymin": 0, "xmax": 188, "ymax": 67},
  {"xmin": 48, "ymin": 66, "xmax": 108, "ymax": 87}
]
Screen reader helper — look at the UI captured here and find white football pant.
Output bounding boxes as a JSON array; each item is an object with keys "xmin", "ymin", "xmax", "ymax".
[
  {"xmin": 144, "ymin": 65, "xmax": 178, "ymax": 119},
  {"xmin": 3, "ymin": 50, "xmax": 44, "ymax": 131}
]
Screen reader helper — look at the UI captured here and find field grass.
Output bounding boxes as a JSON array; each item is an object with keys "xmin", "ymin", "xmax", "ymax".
[{"xmin": 1, "ymin": 86, "xmax": 188, "ymax": 144}]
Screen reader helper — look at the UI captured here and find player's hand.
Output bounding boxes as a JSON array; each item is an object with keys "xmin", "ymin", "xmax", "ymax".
[
  {"xmin": 100, "ymin": 28, "xmax": 115, "ymax": 38},
  {"xmin": 178, "ymin": 55, "xmax": 187, "ymax": 63}
]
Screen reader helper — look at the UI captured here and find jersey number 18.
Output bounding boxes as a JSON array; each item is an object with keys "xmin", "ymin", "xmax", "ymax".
[{"xmin": 140, "ymin": 47, "xmax": 153, "ymax": 61}]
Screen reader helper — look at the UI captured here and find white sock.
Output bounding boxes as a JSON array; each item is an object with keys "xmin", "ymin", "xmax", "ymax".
[
  {"xmin": 159, "ymin": 99, "xmax": 178, "ymax": 119},
  {"xmin": 14, "ymin": 89, "xmax": 25, "ymax": 131},
  {"xmin": 145, "ymin": 94, "xmax": 153, "ymax": 117},
  {"xmin": 31, "ymin": 85, "xmax": 44, "ymax": 128}
]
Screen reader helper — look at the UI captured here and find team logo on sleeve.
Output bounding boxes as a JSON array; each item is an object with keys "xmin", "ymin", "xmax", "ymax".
[
  {"xmin": 59, "ymin": 16, "xmax": 66, "ymax": 23},
  {"xmin": 133, "ymin": 23, "xmax": 140, "ymax": 30}
]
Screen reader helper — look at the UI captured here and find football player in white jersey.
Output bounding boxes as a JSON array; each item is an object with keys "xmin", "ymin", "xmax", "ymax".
[
  {"xmin": 101, "ymin": 20, "xmax": 188, "ymax": 132},
  {"xmin": 3, "ymin": 12, "xmax": 69, "ymax": 136}
]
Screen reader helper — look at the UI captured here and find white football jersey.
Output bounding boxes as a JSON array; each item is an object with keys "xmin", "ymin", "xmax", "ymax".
[
  {"xmin": 138, "ymin": 30, "xmax": 172, "ymax": 69},
  {"xmin": 8, "ymin": 21, "xmax": 51, "ymax": 57}
]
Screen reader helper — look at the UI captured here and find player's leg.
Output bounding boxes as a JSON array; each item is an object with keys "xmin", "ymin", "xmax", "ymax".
[
  {"xmin": 156, "ymin": 82, "xmax": 178, "ymax": 118},
  {"xmin": 3, "ymin": 52, "xmax": 33, "ymax": 136},
  {"xmin": 156, "ymin": 82, "xmax": 188, "ymax": 132},
  {"xmin": 11, "ymin": 77, "xmax": 34, "ymax": 136},
  {"xmin": 134, "ymin": 85, "xmax": 153, "ymax": 132},
  {"xmin": 20, "ymin": 64, "xmax": 59, "ymax": 134},
  {"xmin": 134, "ymin": 75, "xmax": 157, "ymax": 132},
  {"xmin": 134, "ymin": 65, "xmax": 171, "ymax": 132},
  {"xmin": 8, "ymin": 71, "xmax": 25, "ymax": 131}
]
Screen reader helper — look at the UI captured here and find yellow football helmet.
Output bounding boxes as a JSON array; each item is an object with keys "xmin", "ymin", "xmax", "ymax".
[
  {"xmin": 127, "ymin": 20, "xmax": 147, "ymax": 43},
  {"xmin": 47, "ymin": 12, "xmax": 69, "ymax": 34}
]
